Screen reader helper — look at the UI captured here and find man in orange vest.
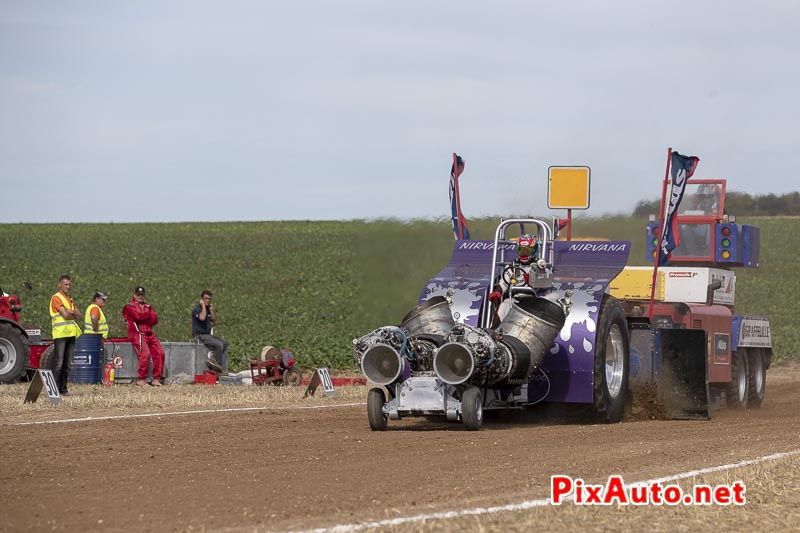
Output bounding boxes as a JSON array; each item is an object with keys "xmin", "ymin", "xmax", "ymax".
[
  {"xmin": 48, "ymin": 274, "xmax": 83, "ymax": 395},
  {"xmin": 84, "ymin": 292, "xmax": 109, "ymax": 338}
]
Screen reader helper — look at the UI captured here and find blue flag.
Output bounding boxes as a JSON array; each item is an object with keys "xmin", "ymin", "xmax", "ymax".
[
  {"xmin": 658, "ymin": 151, "xmax": 700, "ymax": 265},
  {"xmin": 449, "ymin": 153, "xmax": 471, "ymax": 240}
]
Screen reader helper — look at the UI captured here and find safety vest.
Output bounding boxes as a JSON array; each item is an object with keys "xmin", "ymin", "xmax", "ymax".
[
  {"xmin": 50, "ymin": 292, "xmax": 82, "ymax": 339},
  {"xmin": 84, "ymin": 303, "xmax": 109, "ymax": 338}
]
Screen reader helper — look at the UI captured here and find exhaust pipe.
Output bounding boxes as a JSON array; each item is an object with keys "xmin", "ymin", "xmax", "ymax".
[
  {"xmin": 498, "ymin": 295, "xmax": 567, "ymax": 380},
  {"xmin": 497, "ymin": 336, "xmax": 532, "ymax": 384},
  {"xmin": 401, "ymin": 296, "xmax": 455, "ymax": 338},
  {"xmin": 433, "ymin": 342, "xmax": 476, "ymax": 385},
  {"xmin": 432, "ymin": 335, "xmax": 535, "ymax": 386},
  {"xmin": 432, "ymin": 295, "xmax": 569, "ymax": 387},
  {"xmin": 360, "ymin": 343, "xmax": 405, "ymax": 385}
]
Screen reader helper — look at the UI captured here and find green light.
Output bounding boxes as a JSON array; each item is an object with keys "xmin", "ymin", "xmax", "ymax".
[
  {"xmin": 651, "ymin": 238, "xmax": 658, "ymax": 246},
  {"xmin": 721, "ymin": 238, "xmax": 731, "ymax": 247}
]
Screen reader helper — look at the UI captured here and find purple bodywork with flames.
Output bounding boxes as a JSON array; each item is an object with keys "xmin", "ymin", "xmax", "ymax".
[{"xmin": 419, "ymin": 239, "xmax": 630, "ymax": 403}]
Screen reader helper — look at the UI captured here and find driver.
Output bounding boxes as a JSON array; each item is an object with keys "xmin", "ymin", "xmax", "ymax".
[
  {"xmin": 488, "ymin": 234, "xmax": 542, "ymax": 320},
  {"xmin": 516, "ymin": 233, "xmax": 537, "ymax": 266},
  {"xmin": 689, "ymin": 184, "xmax": 721, "ymax": 215}
]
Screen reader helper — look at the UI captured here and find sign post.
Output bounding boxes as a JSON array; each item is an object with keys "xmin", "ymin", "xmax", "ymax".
[
  {"xmin": 24, "ymin": 369, "xmax": 63, "ymax": 405},
  {"xmin": 547, "ymin": 166, "xmax": 591, "ymax": 241},
  {"xmin": 303, "ymin": 368, "xmax": 336, "ymax": 398}
]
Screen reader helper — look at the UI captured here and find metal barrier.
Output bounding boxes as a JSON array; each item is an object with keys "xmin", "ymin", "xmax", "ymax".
[{"xmin": 103, "ymin": 340, "xmax": 211, "ymax": 383}]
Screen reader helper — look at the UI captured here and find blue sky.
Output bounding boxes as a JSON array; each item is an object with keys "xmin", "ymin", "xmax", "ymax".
[{"xmin": 1, "ymin": 1, "xmax": 798, "ymax": 223}]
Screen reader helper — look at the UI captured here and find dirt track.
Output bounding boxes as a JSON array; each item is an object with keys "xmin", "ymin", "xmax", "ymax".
[{"xmin": 3, "ymin": 364, "xmax": 800, "ymax": 532}]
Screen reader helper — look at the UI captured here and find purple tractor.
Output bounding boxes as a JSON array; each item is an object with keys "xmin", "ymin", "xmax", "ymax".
[{"xmin": 353, "ymin": 218, "xmax": 632, "ymax": 430}]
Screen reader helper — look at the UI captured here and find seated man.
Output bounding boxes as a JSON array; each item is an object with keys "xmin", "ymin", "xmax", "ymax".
[
  {"xmin": 191, "ymin": 290, "xmax": 230, "ymax": 374},
  {"xmin": 488, "ymin": 233, "xmax": 549, "ymax": 323}
]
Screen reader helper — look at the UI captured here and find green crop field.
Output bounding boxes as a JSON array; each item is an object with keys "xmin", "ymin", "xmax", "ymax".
[{"xmin": 1, "ymin": 216, "xmax": 797, "ymax": 371}]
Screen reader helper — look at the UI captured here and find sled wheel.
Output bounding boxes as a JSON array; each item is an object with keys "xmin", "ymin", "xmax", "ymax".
[
  {"xmin": 593, "ymin": 296, "xmax": 630, "ymax": 423},
  {"xmin": 747, "ymin": 348, "xmax": 766, "ymax": 408},
  {"xmin": 461, "ymin": 387, "xmax": 484, "ymax": 431},
  {"xmin": 0, "ymin": 323, "xmax": 29, "ymax": 384},
  {"xmin": 282, "ymin": 368, "xmax": 303, "ymax": 387},
  {"xmin": 367, "ymin": 388, "xmax": 388, "ymax": 431},
  {"xmin": 727, "ymin": 349, "xmax": 748, "ymax": 409}
]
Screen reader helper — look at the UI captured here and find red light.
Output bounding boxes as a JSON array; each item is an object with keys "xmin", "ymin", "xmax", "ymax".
[{"xmin": 721, "ymin": 226, "xmax": 731, "ymax": 236}]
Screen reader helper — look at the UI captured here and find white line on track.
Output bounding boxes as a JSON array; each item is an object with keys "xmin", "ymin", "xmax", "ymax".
[
  {"xmin": 286, "ymin": 449, "xmax": 800, "ymax": 533},
  {"xmin": 8, "ymin": 402, "xmax": 365, "ymax": 426}
]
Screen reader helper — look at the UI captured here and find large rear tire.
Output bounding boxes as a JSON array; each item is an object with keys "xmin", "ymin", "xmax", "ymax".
[
  {"xmin": 0, "ymin": 323, "xmax": 29, "ymax": 384},
  {"xmin": 747, "ymin": 348, "xmax": 766, "ymax": 408},
  {"xmin": 367, "ymin": 388, "xmax": 388, "ymax": 431},
  {"xmin": 461, "ymin": 386, "xmax": 484, "ymax": 431},
  {"xmin": 727, "ymin": 349, "xmax": 748, "ymax": 409},
  {"xmin": 593, "ymin": 296, "xmax": 630, "ymax": 423}
]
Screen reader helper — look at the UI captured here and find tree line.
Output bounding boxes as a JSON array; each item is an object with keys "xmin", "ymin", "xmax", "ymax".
[{"xmin": 632, "ymin": 191, "xmax": 800, "ymax": 217}]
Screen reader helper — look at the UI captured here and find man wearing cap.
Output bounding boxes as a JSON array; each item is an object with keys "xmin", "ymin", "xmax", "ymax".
[
  {"xmin": 122, "ymin": 286, "xmax": 166, "ymax": 387},
  {"xmin": 84, "ymin": 292, "xmax": 109, "ymax": 338}
]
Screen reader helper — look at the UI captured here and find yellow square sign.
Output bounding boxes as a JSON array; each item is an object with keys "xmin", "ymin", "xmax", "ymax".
[{"xmin": 547, "ymin": 166, "xmax": 591, "ymax": 209}]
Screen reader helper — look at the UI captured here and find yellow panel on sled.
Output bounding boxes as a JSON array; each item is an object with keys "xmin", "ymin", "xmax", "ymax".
[
  {"xmin": 547, "ymin": 166, "xmax": 591, "ymax": 209},
  {"xmin": 609, "ymin": 267, "xmax": 665, "ymax": 301}
]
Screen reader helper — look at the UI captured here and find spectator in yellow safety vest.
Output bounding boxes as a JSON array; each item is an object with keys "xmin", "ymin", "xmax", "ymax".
[
  {"xmin": 84, "ymin": 292, "xmax": 109, "ymax": 338},
  {"xmin": 48, "ymin": 274, "xmax": 83, "ymax": 395}
]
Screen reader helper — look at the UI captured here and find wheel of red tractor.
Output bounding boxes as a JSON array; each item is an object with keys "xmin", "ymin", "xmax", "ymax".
[
  {"xmin": 461, "ymin": 386, "xmax": 484, "ymax": 431},
  {"xmin": 367, "ymin": 387, "xmax": 388, "ymax": 431},
  {"xmin": 746, "ymin": 348, "xmax": 766, "ymax": 409},
  {"xmin": 0, "ymin": 323, "xmax": 29, "ymax": 384},
  {"xmin": 592, "ymin": 296, "xmax": 630, "ymax": 423},
  {"xmin": 727, "ymin": 349, "xmax": 748, "ymax": 409},
  {"xmin": 38, "ymin": 344, "xmax": 55, "ymax": 371},
  {"xmin": 281, "ymin": 368, "xmax": 303, "ymax": 387}
]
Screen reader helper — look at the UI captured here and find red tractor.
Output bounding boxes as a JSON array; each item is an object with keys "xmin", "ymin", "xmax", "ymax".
[
  {"xmin": 0, "ymin": 283, "xmax": 59, "ymax": 383},
  {"xmin": 610, "ymin": 179, "xmax": 772, "ymax": 417},
  {"xmin": 0, "ymin": 283, "xmax": 46, "ymax": 383}
]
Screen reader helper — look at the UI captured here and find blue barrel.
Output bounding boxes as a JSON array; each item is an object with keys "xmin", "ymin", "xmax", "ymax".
[{"xmin": 69, "ymin": 334, "xmax": 104, "ymax": 384}]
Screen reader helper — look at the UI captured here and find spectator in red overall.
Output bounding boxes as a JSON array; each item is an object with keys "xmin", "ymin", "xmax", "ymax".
[{"xmin": 122, "ymin": 286, "xmax": 165, "ymax": 387}]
